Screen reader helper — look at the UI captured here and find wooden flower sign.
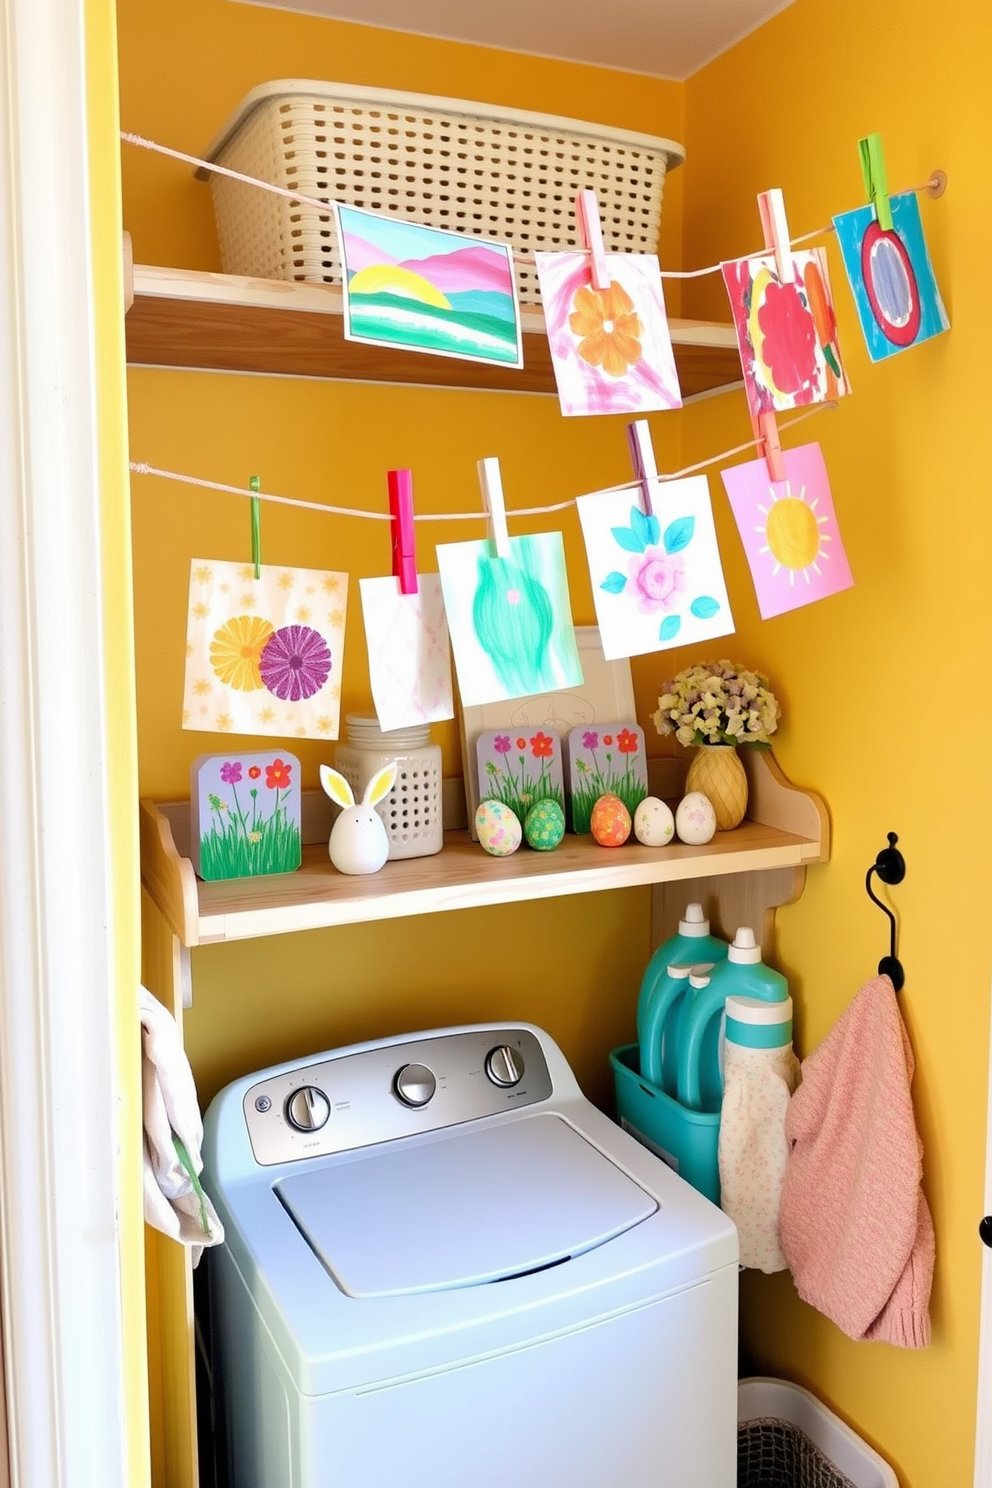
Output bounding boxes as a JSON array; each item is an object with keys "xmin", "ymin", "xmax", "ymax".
[
  {"xmin": 182, "ymin": 559, "xmax": 347, "ymax": 741},
  {"xmin": 190, "ymin": 750, "xmax": 302, "ymax": 880}
]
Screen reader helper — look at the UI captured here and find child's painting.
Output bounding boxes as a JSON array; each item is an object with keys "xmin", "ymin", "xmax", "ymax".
[
  {"xmin": 183, "ymin": 559, "xmax": 347, "ymax": 740},
  {"xmin": 190, "ymin": 750, "xmax": 302, "ymax": 880},
  {"xmin": 358, "ymin": 573, "xmax": 454, "ymax": 732},
  {"xmin": 832, "ymin": 191, "xmax": 949, "ymax": 361},
  {"xmin": 565, "ymin": 723, "xmax": 648, "ymax": 834},
  {"xmin": 334, "ymin": 204, "xmax": 523, "ymax": 368},
  {"xmin": 476, "ymin": 728, "xmax": 565, "ymax": 823},
  {"xmin": 722, "ymin": 247, "xmax": 850, "ymax": 418},
  {"xmin": 576, "ymin": 476, "xmax": 734, "ymax": 660},
  {"xmin": 436, "ymin": 532, "xmax": 583, "ymax": 708},
  {"xmin": 534, "ymin": 250, "xmax": 682, "ymax": 417},
  {"xmin": 721, "ymin": 441, "xmax": 854, "ymax": 619}
]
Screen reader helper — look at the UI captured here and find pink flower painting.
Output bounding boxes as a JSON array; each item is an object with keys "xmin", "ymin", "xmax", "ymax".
[
  {"xmin": 576, "ymin": 475, "xmax": 734, "ymax": 661},
  {"xmin": 535, "ymin": 250, "xmax": 683, "ymax": 417}
]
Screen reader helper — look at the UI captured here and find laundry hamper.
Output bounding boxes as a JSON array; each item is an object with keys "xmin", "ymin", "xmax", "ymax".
[
  {"xmin": 195, "ymin": 80, "xmax": 684, "ymax": 304},
  {"xmin": 738, "ymin": 1378, "xmax": 899, "ymax": 1488}
]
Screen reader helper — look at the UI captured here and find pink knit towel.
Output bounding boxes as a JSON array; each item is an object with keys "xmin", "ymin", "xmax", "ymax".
[{"xmin": 779, "ymin": 974, "xmax": 934, "ymax": 1348}]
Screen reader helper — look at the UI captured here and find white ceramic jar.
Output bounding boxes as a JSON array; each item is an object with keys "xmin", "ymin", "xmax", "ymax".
[{"xmin": 334, "ymin": 714, "xmax": 443, "ymax": 860}]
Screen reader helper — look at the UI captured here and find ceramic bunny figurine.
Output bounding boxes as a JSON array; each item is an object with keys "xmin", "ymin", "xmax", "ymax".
[{"xmin": 319, "ymin": 761, "xmax": 398, "ymax": 875}]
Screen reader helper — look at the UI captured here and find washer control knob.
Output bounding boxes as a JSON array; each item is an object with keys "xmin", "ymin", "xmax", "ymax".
[
  {"xmin": 394, "ymin": 1063, "xmax": 437, "ymax": 1108},
  {"xmin": 486, "ymin": 1045, "xmax": 524, "ymax": 1088},
  {"xmin": 285, "ymin": 1086, "xmax": 331, "ymax": 1132}
]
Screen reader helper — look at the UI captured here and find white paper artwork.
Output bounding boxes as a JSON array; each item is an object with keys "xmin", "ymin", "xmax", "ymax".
[{"xmin": 359, "ymin": 573, "xmax": 454, "ymax": 731}]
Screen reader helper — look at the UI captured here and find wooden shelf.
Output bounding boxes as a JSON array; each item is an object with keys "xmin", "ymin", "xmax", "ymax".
[
  {"xmin": 140, "ymin": 749, "xmax": 828, "ymax": 949},
  {"xmin": 124, "ymin": 264, "xmax": 744, "ymax": 399}
]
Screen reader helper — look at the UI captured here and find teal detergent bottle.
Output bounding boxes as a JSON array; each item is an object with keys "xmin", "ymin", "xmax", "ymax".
[
  {"xmin": 676, "ymin": 927, "xmax": 788, "ymax": 1112},
  {"xmin": 636, "ymin": 903, "xmax": 729, "ymax": 1093}
]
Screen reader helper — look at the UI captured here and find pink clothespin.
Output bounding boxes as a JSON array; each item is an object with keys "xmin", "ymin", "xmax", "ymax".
[
  {"xmin": 575, "ymin": 189, "xmax": 611, "ymax": 291},
  {"xmin": 387, "ymin": 468, "xmax": 418, "ymax": 595},
  {"xmin": 478, "ymin": 456, "xmax": 511, "ymax": 559},
  {"xmin": 626, "ymin": 419, "xmax": 660, "ymax": 515}
]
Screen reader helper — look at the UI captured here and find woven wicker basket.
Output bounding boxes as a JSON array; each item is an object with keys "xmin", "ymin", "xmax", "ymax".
[{"xmin": 196, "ymin": 80, "xmax": 684, "ymax": 305}]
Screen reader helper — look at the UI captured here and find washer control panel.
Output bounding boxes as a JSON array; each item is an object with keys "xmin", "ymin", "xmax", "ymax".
[{"xmin": 242, "ymin": 1027, "xmax": 553, "ymax": 1166}]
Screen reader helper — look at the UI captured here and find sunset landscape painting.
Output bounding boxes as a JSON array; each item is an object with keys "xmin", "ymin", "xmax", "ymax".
[{"xmin": 334, "ymin": 204, "xmax": 523, "ymax": 368}]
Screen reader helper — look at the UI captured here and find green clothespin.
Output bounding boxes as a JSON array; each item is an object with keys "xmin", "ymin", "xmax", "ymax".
[
  {"xmin": 858, "ymin": 132, "xmax": 894, "ymax": 232},
  {"xmin": 249, "ymin": 474, "xmax": 262, "ymax": 579}
]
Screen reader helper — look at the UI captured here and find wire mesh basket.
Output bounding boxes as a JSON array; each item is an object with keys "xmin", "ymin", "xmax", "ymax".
[
  {"xmin": 738, "ymin": 1378, "xmax": 899, "ymax": 1488},
  {"xmin": 196, "ymin": 80, "xmax": 684, "ymax": 305},
  {"xmin": 739, "ymin": 1418, "xmax": 860, "ymax": 1488}
]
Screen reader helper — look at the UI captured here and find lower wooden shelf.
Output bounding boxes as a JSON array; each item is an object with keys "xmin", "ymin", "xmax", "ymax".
[
  {"xmin": 139, "ymin": 749, "xmax": 829, "ymax": 949},
  {"xmin": 125, "ymin": 263, "xmax": 745, "ymax": 399}
]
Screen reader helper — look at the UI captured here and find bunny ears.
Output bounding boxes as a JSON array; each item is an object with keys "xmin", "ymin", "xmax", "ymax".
[{"xmin": 319, "ymin": 761, "xmax": 398, "ymax": 809}]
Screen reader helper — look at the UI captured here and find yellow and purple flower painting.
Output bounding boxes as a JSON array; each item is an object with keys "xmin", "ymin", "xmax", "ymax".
[
  {"xmin": 576, "ymin": 476, "xmax": 734, "ymax": 660},
  {"xmin": 720, "ymin": 442, "xmax": 854, "ymax": 619},
  {"xmin": 722, "ymin": 247, "xmax": 850, "ymax": 420},
  {"xmin": 182, "ymin": 558, "xmax": 347, "ymax": 740},
  {"xmin": 535, "ymin": 250, "xmax": 683, "ymax": 417}
]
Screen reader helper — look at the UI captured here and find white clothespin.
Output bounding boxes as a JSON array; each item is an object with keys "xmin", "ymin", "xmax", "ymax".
[
  {"xmin": 575, "ymin": 189, "xmax": 611, "ymax": 291},
  {"xmin": 626, "ymin": 419, "xmax": 660, "ymax": 516},
  {"xmin": 478, "ymin": 456, "xmax": 511, "ymax": 559}
]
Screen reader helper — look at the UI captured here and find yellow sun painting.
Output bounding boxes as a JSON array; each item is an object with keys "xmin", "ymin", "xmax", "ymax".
[{"xmin": 722, "ymin": 442, "xmax": 854, "ymax": 620}]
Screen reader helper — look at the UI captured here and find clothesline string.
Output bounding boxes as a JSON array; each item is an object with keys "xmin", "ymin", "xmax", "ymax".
[
  {"xmin": 119, "ymin": 131, "xmax": 940, "ymax": 280},
  {"xmin": 129, "ymin": 400, "xmax": 834, "ymax": 519}
]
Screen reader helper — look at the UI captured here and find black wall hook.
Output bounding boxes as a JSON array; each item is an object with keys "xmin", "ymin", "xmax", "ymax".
[{"xmin": 865, "ymin": 831, "xmax": 906, "ymax": 991}]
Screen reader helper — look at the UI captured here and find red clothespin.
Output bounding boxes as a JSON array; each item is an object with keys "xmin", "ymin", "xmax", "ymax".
[
  {"xmin": 626, "ymin": 419, "xmax": 660, "ymax": 515},
  {"xmin": 387, "ymin": 468, "xmax": 418, "ymax": 595},
  {"xmin": 478, "ymin": 456, "xmax": 511, "ymax": 559},
  {"xmin": 575, "ymin": 189, "xmax": 611, "ymax": 291}
]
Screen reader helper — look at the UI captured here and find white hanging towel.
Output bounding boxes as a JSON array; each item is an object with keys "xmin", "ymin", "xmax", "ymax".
[
  {"xmin": 140, "ymin": 986, "xmax": 223, "ymax": 1266},
  {"xmin": 717, "ymin": 998, "xmax": 800, "ymax": 1273}
]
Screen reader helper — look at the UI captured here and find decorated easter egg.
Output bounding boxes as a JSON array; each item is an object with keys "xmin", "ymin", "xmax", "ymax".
[
  {"xmin": 475, "ymin": 799, "xmax": 522, "ymax": 857},
  {"xmin": 590, "ymin": 793, "xmax": 632, "ymax": 847},
  {"xmin": 633, "ymin": 795, "xmax": 675, "ymax": 847},
  {"xmin": 523, "ymin": 798, "xmax": 566, "ymax": 851},
  {"xmin": 674, "ymin": 791, "xmax": 717, "ymax": 845}
]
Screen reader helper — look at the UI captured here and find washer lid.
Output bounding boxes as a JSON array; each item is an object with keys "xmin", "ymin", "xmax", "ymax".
[{"xmin": 275, "ymin": 1112, "xmax": 657, "ymax": 1296}]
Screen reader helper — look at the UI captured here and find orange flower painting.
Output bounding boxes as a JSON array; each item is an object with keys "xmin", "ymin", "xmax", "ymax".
[{"xmin": 535, "ymin": 250, "xmax": 682, "ymax": 417}]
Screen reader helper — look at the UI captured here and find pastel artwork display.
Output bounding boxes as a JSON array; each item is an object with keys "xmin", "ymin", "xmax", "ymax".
[
  {"xmin": 721, "ymin": 247, "xmax": 851, "ymax": 419},
  {"xmin": 832, "ymin": 191, "xmax": 949, "ymax": 362},
  {"xmin": 183, "ymin": 558, "xmax": 347, "ymax": 741},
  {"xmin": 565, "ymin": 724, "xmax": 648, "ymax": 835},
  {"xmin": 576, "ymin": 478, "xmax": 734, "ymax": 660},
  {"xmin": 334, "ymin": 203, "xmax": 523, "ymax": 369},
  {"xmin": 358, "ymin": 572, "xmax": 454, "ymax": 732},
  {"xmin": 436, "ymin": 531, "xmax": 584, "ymax": 708},
  {"xmin": 319, "ymin": 761, "xmax": 398, "ymax": 875},
  {"xmin": 721, "ymin": 442, "xmax": 854, "ymax": 620},
  {"xmin": 477, "ymin": 727, "xmax": 565, "ymax": 825},
  {"xmin": 190, "ymin": 751, "xmax": 301, "ymax": 881},
  {"xmin": 534, "ymin": 250, "xmax": 682, "ymax": 417}
]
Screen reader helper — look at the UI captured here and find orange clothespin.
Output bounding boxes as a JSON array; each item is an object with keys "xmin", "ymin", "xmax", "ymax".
[
  {"xmin": 478, "ymin": 456, "xmax": 511, "ymax": 559},
  {"xmin": 387, "ymin": 468, "xmax": 418, "ymax": 595},
  {"xmin": 752, "ymin": 410, "xmax": 786, "ymax": 484},
  {"xmin": 626, "ymin": 419, "xmax": 660, "ymax": 515},
  {"xmin": 575, "ymin": 189, "xmax": 611, "ymax": 291}
]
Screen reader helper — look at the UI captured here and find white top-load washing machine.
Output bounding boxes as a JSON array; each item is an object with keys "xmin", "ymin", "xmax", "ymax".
[{"xmin": 201, "ymin": 1022, "xmax": 739, "ymax": 1488}]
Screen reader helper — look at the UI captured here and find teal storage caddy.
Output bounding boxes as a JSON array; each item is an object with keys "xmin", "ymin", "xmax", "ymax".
[{"xmin": 610, "ymin": 1045, "xmax": 721, "ymax": 1206}]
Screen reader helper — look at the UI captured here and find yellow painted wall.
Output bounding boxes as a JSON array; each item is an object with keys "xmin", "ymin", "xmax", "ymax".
[
  {"xmin": 120, "ymin": 5, "xmax": 683, "ymax": 1108},
  {"xmin": 88, "ymin": 2, "xmax": 150, "ymax": 1483},
  {"xmin": 680, "ymin": 1, "xmax": 992, "ymax": 1483}
]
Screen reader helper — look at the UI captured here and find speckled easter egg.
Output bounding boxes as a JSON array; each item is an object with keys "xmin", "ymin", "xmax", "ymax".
[
  {"xmin": 674, "ymin": 791, "xmax": 717, "ymax": 845},
  {"xmin": 590, "ymin": 793, "xmax": 632, "ymax": 847},
  {"xmin": 475, "ymin": 799, "xmax": 522, "ymax": 857},
  {"xmin": 523, "ymin": 798, "xmax": 566, "ymax": 851},
  {"xmin": 633, "ymin": 796, "xmax": 675, "ymax": 847}
]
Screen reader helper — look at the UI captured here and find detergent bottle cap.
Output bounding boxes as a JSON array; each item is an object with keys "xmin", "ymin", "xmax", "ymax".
[
  {"xmin": 725, "ymin": 994, "xmax": 793, "ymax": 1024},
  {"xmin": 688, "ymin": 962, "xmax": 715, "ymax": 989},
  {"xmin": 728, "ymin": 926, "xmax": 762, "ymax": 965},
  {"xmin": 678, "ymin": 902, "xmax": 710, "ymax": 937},
  {"xmin": 666, "ymin": 962, "xmax": 695, "ymax": 979}
]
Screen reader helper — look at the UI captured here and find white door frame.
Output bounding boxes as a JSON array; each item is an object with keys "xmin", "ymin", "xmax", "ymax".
[
  {"xmin": 976, "ymin": 991, "xmax": 992, "ymax": 1487},
  {"xmin": 0, "ymin": 0, "xmax": 130, "ymax": 1483}
]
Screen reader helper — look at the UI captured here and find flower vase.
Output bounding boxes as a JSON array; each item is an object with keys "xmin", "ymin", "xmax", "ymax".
[{"xmin": 685, "ymin": 744, "xmax": 748, "ymax": 830}]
